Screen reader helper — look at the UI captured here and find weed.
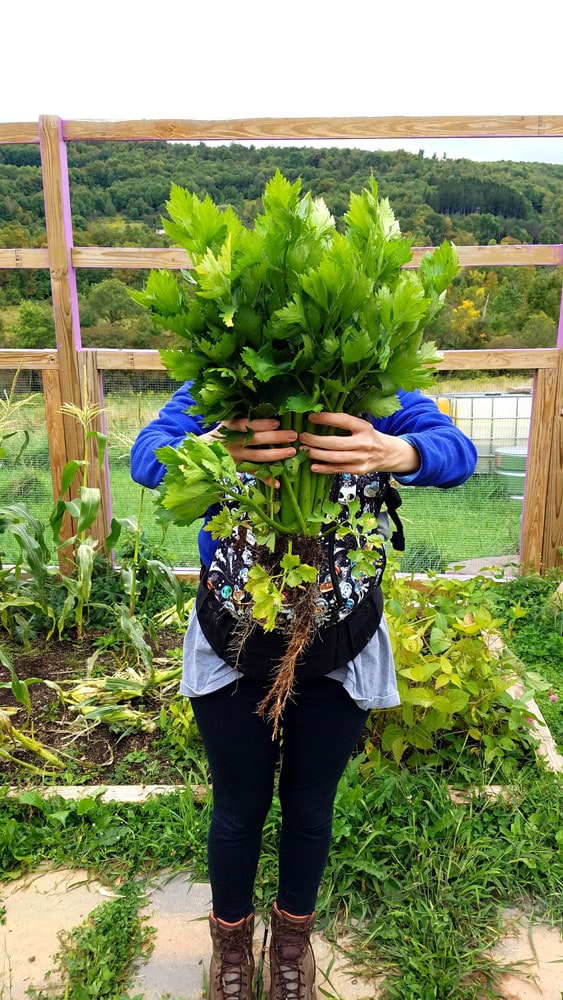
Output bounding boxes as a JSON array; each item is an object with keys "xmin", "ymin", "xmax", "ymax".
[
  {"xmin": 318, "ymin": 758, "xmax": 563, "ymax": 998},
  {"xmin": 28, "ymin": 882, "xmax": 154, "ymax": 1000}
]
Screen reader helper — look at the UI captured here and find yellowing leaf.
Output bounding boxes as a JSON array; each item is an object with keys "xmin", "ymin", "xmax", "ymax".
[{"xmin": 435, "ymin": 674, "xmax": 451, "ymax": 690}]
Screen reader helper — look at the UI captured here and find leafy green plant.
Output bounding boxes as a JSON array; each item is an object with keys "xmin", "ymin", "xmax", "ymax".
[
  {"xmin": 136, "ymin": 172, "xmax": 456, "ymax": 539},
  {"xmin": 367, "ymin": 569, "xmax": 548, "ymax": 777},
  {"xmin": 0, "ymin": 502, "xmax": 56, "ymax": 643},
  {"xmin": 488, "ymin": 570, "xmax": 563, "ymax": 749},
  {"xmin": 48, "ymin": 383, "xmax": 111, "ymax": 639}
]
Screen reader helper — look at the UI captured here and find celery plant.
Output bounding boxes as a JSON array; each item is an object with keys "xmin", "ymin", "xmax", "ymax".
[{"xmin": 133, "ymin": 171, "xmax": 458, "ymax": 549}]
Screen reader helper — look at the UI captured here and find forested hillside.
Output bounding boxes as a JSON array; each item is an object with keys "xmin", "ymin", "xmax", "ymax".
[{"xmin": 1, "ymin": 142, "xmax": 562, "ymax": 351}]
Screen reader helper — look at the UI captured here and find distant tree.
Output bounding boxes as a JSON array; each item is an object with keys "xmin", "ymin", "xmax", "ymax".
[
  {"xmin": 519, "ymin": 311, "xmax": 557, "ymax": 348},
  {"xmin": 87, "ymin": 278, "xmax": 143, "ymax": 324},
  {"xmin": 14, "ymin": 301, "xmax": 55, "ymax": 348},
  {"xmin": 450, "ymin": 228, "xmax": 478, "ymax": 245},
  {"xmin": 488, "ymin": 312, "xmax": 557, "ymax": 350},
  {"xmin": 538, "ymin": 224, "xmax": 559, "ymax": 243},
  {"xmin": 447, "ymin": 298, "xmax": 487, "ymax": 349},
  {"xmin": 488, "ymin": 280, "xmax": 524, "ymax": 333},
  {"xmin": 526, "ymin": 270, "xmax": 563, "ymax": 323}
]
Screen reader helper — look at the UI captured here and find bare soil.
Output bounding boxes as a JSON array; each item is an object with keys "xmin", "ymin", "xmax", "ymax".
[{"xmin": 1, "ymin": 630, "xmax": 187, "ymax": 786}]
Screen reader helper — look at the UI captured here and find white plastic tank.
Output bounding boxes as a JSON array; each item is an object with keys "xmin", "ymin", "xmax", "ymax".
[
  {"xmin": 430, "ymin": 393, "xmax": 532, "ymax": 474},
  {"xmin": 494, "ymin": 445, "xmax": 528, "ymax": 502}
]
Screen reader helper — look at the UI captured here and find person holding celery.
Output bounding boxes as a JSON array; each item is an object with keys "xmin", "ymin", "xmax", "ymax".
[{"xmin": 131, "ymin": 380, "xmax": 477, "ymax": 1000}]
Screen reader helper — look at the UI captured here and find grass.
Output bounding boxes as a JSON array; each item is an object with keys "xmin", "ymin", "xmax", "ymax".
[
  {"xmin": 489, "ymin": 571, "xmax": 563, "ymax": 749},
  {"xmin": 1, "ymin": 757, "xmax": 562, "ymax": 1000},
  {"xmin": 397, "ymin": 475, "xmax": 522, "ymax": 568}
]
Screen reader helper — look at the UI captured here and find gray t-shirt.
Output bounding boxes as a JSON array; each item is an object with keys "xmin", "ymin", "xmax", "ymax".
[{"xmin": 180, "ymin": 610, "xmax": 400, "ymax": 711}]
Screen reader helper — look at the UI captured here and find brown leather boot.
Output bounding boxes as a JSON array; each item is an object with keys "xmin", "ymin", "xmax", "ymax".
[
  {"xmin": 209, "ymin": 911, "xmax": 255, "ymax": 1000},
  {"xmin": 268, "ymin": 902, "xmax": 317, "ymax": 1000}
]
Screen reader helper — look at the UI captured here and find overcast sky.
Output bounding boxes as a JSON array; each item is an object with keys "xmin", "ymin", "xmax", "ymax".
[{"xmin": 3, "ymin": 0, "xmax": 563, "ymax": 164}]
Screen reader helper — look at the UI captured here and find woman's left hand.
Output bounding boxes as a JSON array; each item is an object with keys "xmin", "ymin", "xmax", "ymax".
[{"xmin": 298, "ymin": 412, "xmax": 421, "ymax": 476}]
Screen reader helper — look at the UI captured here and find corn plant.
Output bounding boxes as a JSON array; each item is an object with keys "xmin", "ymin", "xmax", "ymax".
[
  {"xmin": 0, "ymin": 372, "xmax": 55, "ymax": 642},
  {"xmin": 0, "ymin": 653, "xmax": 66, "ymax": 773}
]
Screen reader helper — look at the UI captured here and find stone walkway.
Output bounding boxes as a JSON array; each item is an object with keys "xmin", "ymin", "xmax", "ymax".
[
  {"xmin": 0, "ymin": 868, "xmax": 381, "ymax": 1000},
  {"xmin": 2, "ymin": 866, "xmax": 562, "ymax": 999}
]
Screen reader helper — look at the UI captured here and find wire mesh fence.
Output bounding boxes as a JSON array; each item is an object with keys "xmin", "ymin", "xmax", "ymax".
[{"xmin": 1, "ymin": 367, "xmax": 531, "ymax": 573}]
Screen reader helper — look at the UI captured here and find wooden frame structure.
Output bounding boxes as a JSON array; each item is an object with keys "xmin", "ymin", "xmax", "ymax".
[{"xmin": 1, "ymin": 115, "xmax": 562, "ymax": 571}]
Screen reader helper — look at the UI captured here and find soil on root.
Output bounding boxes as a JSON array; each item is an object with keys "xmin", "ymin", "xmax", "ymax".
[
  {"xmin": 253, "ymin": 535, "xmax": 324, "ymax": 735},
  {"xmin": 1, "ymin": 630, "xmax": 190, "ymax": 787}
]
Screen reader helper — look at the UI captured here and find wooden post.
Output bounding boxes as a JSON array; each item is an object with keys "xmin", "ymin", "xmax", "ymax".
[
  {"xmin": 41, "ymin": 368, "xmax": 72, "ymax": 545},
  {"xmin": 542, "ymin": 337, "xmax": 563, "ymax": 569},
  {"xmin": 39, "ymin": 115, "xmax": 84, "ymax": 513},
  {"xmin": 520, "ymin": 368, "xmax": 559, "ymax": 571}
]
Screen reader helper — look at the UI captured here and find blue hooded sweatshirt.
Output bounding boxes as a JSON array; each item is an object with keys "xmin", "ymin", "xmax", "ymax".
[{"xmin": 130, "ymin": 383, "xmax": 477, "ymax": 567}]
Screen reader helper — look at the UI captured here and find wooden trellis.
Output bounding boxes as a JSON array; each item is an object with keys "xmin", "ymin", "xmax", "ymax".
[{"xmin": 0, "ymin": 114, "xmax": 562, "ymax": 571}]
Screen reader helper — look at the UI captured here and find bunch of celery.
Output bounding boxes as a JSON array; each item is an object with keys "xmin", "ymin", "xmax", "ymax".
[{"xmin": 132, "ymin": 171, "xmax": 458, "ymax": 546}]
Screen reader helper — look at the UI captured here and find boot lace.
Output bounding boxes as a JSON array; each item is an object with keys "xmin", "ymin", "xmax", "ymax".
[
  {"xmin": 214, "ymin": 928, "xmax": 251, "ymax": 1000},
  {"xmin": 272, "ymin": 925, "xmax": 310, "ymax": 1000}
]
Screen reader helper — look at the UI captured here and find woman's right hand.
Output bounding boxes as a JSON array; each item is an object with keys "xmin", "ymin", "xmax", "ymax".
[{"xmin": 202, "ymin": 418, "xmax": 297, "ymax": 468}]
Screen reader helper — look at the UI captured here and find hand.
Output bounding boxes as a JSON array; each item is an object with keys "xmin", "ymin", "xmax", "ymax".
[
  {"xmin": 298, "ymin": 412, "xmax": 421, "ymax": 476},
  {"xmin": 202, "ymin": 418, "xmax": 297, "ymax": 467}
]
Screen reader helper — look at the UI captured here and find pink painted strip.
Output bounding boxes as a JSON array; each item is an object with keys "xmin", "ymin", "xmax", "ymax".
[{"xmin": 557, "ymin": 285, "xmax": 563, "ymax": 349}]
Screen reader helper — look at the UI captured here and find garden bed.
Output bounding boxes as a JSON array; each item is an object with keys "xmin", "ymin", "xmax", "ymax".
[
  {"xmin": 1, "ymin": 629, "xmax": 192, "ymax": 786},
  {"xmin": 3, "ymin": 568, "xmax": 561, "ymax": 787}
]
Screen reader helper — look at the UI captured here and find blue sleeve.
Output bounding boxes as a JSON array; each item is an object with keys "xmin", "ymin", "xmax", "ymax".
[
  {"xmin": 373, "ymin": 390, "xmax": 478, "ymax": 488},
  {"xmin": 130, "ymin": 382, "xmax": 209, "ymax": 489}
]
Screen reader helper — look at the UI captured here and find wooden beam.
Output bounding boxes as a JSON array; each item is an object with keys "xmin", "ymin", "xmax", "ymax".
[
  {"xmin": 96, "ymin": 349, "xmax": 166, "ymax": 370},
  {"xmin": 0, "ymin": 349, "xmax": 59, "ymax": 370},
  {"xmin": 1, "ymin": 345, "xmax": 556, "ymax": 375},
  {"xmin": 411, "ymin": 245, "xmax": 563, "ymax": 268},
  {"xmin": 62, "ymin": 115, "xmax": 563, "ymax": 142},
  {"xmin": 39, "ymin": 115, "xmax": 84, "ymax": 467},
  {"xmin": 93, "ymin": 347, "xmax": 560, "ymax": 373},
  {"xmin": 0, "ymin": 248, "xmax": 49, "ymax": 269},
  {"xmin": 435, "ymin": 349, "xmax": 560, "ymax": 371},
  {"xmin": 71, "ymin": 246, "xmax": 192, "ymax": 270},
  {"xmin": 0, "ymin": 122, "xmax": 39, "ymax": 143},
  {"xmin": 71, "ymin": 244, "xmax": 563, "ymax": 271}
]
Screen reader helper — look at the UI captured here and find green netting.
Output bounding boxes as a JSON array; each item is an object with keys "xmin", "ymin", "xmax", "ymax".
[
  {"xmin": 0, "ymin": 371, "xmax": 53, "ymax": 565},
  {"xmin": 103, "ymin": 372, "xmax": 200, "ymax": 567}
]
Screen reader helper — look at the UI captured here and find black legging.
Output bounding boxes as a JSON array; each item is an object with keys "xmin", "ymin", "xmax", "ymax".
[{"xmin": 190, "ymin": 675, "xmax": 369, "ymax": 922}]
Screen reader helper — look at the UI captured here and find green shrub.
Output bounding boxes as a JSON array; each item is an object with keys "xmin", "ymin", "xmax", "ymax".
[{"xmin": 367, "ymin": 569, "xmax": 545, "ymax": 778}]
